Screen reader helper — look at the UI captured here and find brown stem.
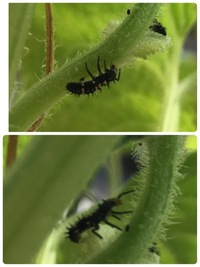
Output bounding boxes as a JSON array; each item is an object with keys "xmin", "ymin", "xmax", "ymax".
[
  {"xmin": 45, "ymin": 3, "xmax": 54, "ymax": 75},
  {"xmin": 6, "ymin": 135, "xmax": 18, "ymax": 169},
  {"xmin": 27, "ymin": 114, "xmax": 46, "ymax": 132},
  {"xmin": 28, "ymin": 3, "xmax": 54, "ymax": 132}
]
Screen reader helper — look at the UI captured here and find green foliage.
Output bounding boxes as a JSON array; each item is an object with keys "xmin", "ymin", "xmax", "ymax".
[
  {"xmin": 3, "ymin": 135, "xmax": 122, "ymax": 263},
  {"xmin": 9, "ymin": 3, "xmax": 36, "ymax": 102},
  {"xmin": 3, "ymin": 135, "xmax": 197, "ymax": 263},
  {"xmin": 9, "ymin": 3, "xmax": 196, "ymax": 132}
]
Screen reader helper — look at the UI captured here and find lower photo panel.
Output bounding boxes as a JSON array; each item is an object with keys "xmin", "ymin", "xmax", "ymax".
[{"xmin": 3, "ymin": 135, "xmax": 197, "ymax": 264}]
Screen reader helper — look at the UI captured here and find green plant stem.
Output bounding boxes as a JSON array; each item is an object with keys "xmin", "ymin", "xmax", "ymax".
[
  {"xmin": 90, "ymin": 136, "xmax": 185, "ymax": 263},
  {"xmin": 161, "ymin": 44, "xmax": 182, "ymax": 132},
  {"xmin": 160, "ymin": 3, "xmax": 197, "ymax": 132},
  {"xmin": 9, "ymin": 3, "xmax": 161, "ymax": 131}
]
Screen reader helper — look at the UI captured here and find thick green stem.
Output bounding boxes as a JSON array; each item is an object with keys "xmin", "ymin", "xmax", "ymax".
[{"xmin": 90, "ymin": 136, "xmax": 185, "ymax": 263}]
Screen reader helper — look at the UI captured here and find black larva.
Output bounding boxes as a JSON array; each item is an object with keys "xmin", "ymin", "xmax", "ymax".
[
  {"xmin": 126, "ymin": 10, "xmax": 166, "ymax": 37},
  {"xmin": 149, "ymin": 19, "xmax": 167, "ymax": 36},
  {"xmin": 66, "ymin": 189, "xmax": 134, "ymax": 243},
  {"xmin": 66, "ymin": 56, "xmax": 121, "ymax": 96}
]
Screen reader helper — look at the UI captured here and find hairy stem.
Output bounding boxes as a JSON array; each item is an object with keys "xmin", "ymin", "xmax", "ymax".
[{"xmin": 90, "ymin": 136, "xmax": 185, "ymax": 263}]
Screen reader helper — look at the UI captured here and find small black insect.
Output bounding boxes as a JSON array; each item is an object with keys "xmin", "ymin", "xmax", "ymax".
[
  {"xmin": 66, "ymin": 189, "xmax": 134, "ymax": 243},
  {"xmin": 149, "ymin": 19, "xmax": 167, "ymax": 36},
  {"xmin": 127, "ymin": 9, "xmax": 166, "ymax": 37},
  {"xmin": 148, "ymin": 242, "xmax": 160, "ymax": 256},
  {"xmin": 66, "ymin": 57, "xmax": 121, "ymax": 96}
]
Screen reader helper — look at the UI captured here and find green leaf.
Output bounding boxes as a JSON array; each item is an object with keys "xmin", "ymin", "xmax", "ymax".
[{"xmin": 9, "ymin": 3, "xmax": 36, "ymax": 103}]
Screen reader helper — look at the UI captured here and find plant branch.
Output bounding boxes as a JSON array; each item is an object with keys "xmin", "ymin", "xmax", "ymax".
[
  {"xmin": 45, "ymin": 3, "xmax": 54, "ymax": 75},
  {"xmin": 90, "ymin": 136, "xmax": 186, "ymax": 263}
]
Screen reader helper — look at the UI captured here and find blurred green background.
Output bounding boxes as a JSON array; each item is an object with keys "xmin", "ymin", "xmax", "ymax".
[{"xmin": 9, "ymin": 3, "xmax": 197, "ymax": 132}]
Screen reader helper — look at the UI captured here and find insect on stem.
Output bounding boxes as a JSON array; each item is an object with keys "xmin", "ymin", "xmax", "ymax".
[
  {"xmin": 66, "ymin": 57, "xmax": 121, "ymax": 96},
  {"xmin": 66, "ymin": 188, "xmax": 135, "ymax": 243}
]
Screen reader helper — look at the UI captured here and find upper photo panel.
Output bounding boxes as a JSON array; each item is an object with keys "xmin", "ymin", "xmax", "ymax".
[{"xmin": 9, "ymin": 3, "xmax": 197, "ymax": 132}]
